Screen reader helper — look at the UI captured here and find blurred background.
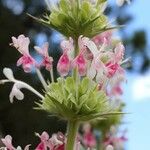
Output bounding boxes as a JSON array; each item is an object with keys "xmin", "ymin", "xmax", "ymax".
[{"xmin": 0, "ymin": 0, "xmax": 150, "ymax": 149}]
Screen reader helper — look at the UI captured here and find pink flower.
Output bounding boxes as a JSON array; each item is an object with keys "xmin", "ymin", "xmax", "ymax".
[
  {"xmin": 86, "ymin": 39, "xmax": 109, "ymax": 81},
  {"xmin": 71, "ymin": 36, "xmax": 92, "ymax": 76},
  {"xmin": 36, "ymin": 132, "xmax": 64, "ymax": 150},
  {"xmin": 34, "ymin": 42, "xmax": 53, "ymax": 71},
  {"xmin": 82, "ymin": 123, "xmax": 96, "ymax": 148},
  {"xmin": 57, "ymin": 38, "xmax": 74, "ymax": 76},
  {"xmin": 87, "ymin": 38, "xmax": 126, "ymax": 83},
  {"xmin": 11, "ymin": 35, "xmax": 35, "ymax": 72},
  {"xmin": 1, "ymin": 135, "xmax": 31, "ymax": 150},
  {"xmin": 105, "ymin": 62, "xmax": 119, "ymax": 78},
  {"xmin": 93, "ymin": 31, "xmax": 112, "ymax": 46},
  {"xmin": 110, "ymin": 84, "xmax": 123, "ymax": 96},
  {"xmin": 78, "ymin": 36, "xmax": 89, "ymax": 52},
  {"xmin": 111, "ymin": 43, "xmax": 125, "ymax": 63},
  {"xmin": 72, "ymin": 53, "xmax": 87, "ymax": 76},
  {"xmin": 60, "ymin": 37, "xmax": 74, "ymax": 52},
  {"xmin": 35, "ymin": 131, "xmax": 50, "ymax": 150},
  {"xmin": 1, "ymin": 135, "xmax": 15, "ymax": 150},
  {"xmin": 83, "ymin": 132, "xmax": 96, "ymax": 148},
  {"xmin": 57, "ymin": 53, "xmax": 70, "ymax": 76}
]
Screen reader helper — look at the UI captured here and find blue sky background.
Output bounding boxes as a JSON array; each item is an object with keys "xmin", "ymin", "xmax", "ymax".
[{"xmin": 119, "ymin": 0, "xmax": 150, "ymax": 149}]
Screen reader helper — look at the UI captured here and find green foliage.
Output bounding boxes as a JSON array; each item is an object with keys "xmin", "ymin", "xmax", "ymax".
[
  {"xmin": 29, "ymin": 0, "xmax": 118, "ymax": 39},
  {"xmin": 36, "ymin": 77, "xmax": 121, "ymax": 122}
]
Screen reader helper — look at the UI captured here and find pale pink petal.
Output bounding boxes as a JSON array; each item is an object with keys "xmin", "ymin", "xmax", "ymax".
[
  {"xmin": 42, "ymin": 56, "xmax": 53, "ymax": 71},
  {"xmin": 96, "ymin": 70, "xmax": 105, "ymax": 83},
  {"xmin": 87, "ymin": 62, "xmax": 96, "ymax": 79},
  {"xmin": 105, "ymin": 62, "xmax": 119, "ymax": 78},
  {"xmin": 34, "ymin": 43, "xmax": 53, "ymax": 71},
  {"xmin": 22, "ymin": 63, "xmax": 33, "ymax": 73},
  {"xmin": 93, "ymin": 31, "xmax": 112, "ymax": 46},
  {"xmin": 24, "ymin": 144, "xmax": 31, "ymax": 150},
  {"xmin": 60, "ymin": 37, "xmax": 74, "ymax": 52},
  {"xmin": 35, "ymin": 132, "xmax": 50, "ymax": 150},
  {"xmin": 17, "ymin": 57, "xmax": 24, "ymax": 66},
  {"xmin": 110, "ymin": 67, "xmax": 125, "ymax": 86},
  {"xmin": 94, "ymin": 55, "xmax": 106, "ymax": 71},
  {"xmin": 50, "ymin": 134, "xmax": 63, "ymax": 146},
  {"xmin": 72, "ymin": 53, "xmax": 87, "ymax": 76},
  {"xmin": 110, "ymin": 84, "xmax": 123, "ymax": 96},
  {"xmin": 12, "ymin": 35, "xmax": 30, "ymax": 55},
  {"xmin": 34, "ymin": 42, "xmax": 49, "ymax": 57},
  {"xmin": 78, "ymin": 36, "xmax": 89, "ymax": 52},
  {"xmin": 1, "ymin": 135, "xmax": 15, "ymax": 150},
  {"xmin": 12, "ymin": 37, "xmax": 19, "ymax": 48},
  {"xmin": 114, "ymin": 43, "xmax": 125, "ymax": 63},
  {"xmin": 40, "ymin": 132, "xmax": 49, "ymax": 141},
  {"xmin": 17, "ymin": 55, "xmax": 35, "ymax": 73},
  {"xmin": 57, "ymin": 53, "xmax": 70, "ymax": 76},
  {"xmin": 86, "ymin": 40, "xmax": 99, "ymax": 58}
]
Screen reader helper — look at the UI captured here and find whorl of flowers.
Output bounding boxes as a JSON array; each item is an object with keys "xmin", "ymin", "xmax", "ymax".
[
  {"xmin": 29, "ymin": 0, "xmax": 115, "ymax": 39},
  {"xmin": 0, "ymin": 0, "xmax": 131, "ymax": 150}
]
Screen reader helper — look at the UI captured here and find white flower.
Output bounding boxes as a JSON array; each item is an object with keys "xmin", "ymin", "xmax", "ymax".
[
  {"xmin": 16, "ymin": 146, "xmax": 22, "ymax": 150},
  {"xmin": 1, "ymin": 68, "xmax": 44, "ymax": 103},
  {"xmin": 9, "ymin": 83, "xmax": 24, "ymax": 103},
  {"xmin": 3, "ymin": 68, "xmax": 15, "ymax": 81}
]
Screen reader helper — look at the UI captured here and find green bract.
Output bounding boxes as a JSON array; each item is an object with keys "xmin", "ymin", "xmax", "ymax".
[
  {"xmin": 36, "ymin": 77, "xmax": 119, "ymax": 121},
  {"xmin": 29, "ymin": 0, "xmax": 118, "ymax": 39}
]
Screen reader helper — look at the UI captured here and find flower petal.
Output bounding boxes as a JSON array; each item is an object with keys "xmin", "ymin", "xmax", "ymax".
[
  {"xmin": 86, "ymin": 40, "xmax": 99, "ymax": 58},
  {"xmin": 114, "ymin": 43, "xmax": 125, "ymax": 63},
  {"xmin": 57, "ymin": 53, "xmax": 70, "ymax": 76},
  {"xmin": 60, "ymin": 37, "xmax": 74, "ymax": 52},
  {"xmin": 3, "ymin": 68, "xmax": 15, "ymax": 81},
  {"xmin": 24, "ymin": 145, "xmax": 31, "ymax": 150},
  {"xmin": 9, "ymin": 83, "xmax": 24, "ymax": 103},
  {"xmin": 1, "ymin": 135, "xmax": 15, "ymax": 150},
  {"xmin": 12, "ymin": 35, "xmax": 30, "ymax": 55}
]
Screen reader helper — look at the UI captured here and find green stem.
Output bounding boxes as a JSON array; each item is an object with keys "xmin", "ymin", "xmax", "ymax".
[
  {"xmin": 65, "ymin": 120, "xmax": 79, "ymax": 150},
  {"xmin": 35, "ymin": 69, "xmax": 48, "ymax": 91},
  {"xmin": 50, "ymin": 66, "xmax": 54, "ymax": 83},
  {"xmin": 73, "ymin": 38, "xmax": 79, "ymax": 80},
  {"xmin": 98, "ymin": 132, "xmax": 105, "ymax": 150}
]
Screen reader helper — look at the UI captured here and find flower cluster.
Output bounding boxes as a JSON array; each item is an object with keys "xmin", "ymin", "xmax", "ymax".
[
  {"xmin": 10, "ymin": 35, "xmax": 53, "ymax": 73},
  {"xmin": 0, "ymin": 0, "xmax": 130, "ymax": 150},
  {"xmin": 0, "ymin": 32, "xmax": 127, "ymax": 149},
  {"xmin": 57, "ymin": 32, "xmax": 126, "ymax": 98},
  {"xmin": 0, "ymin": 132, "xmax": 65, "ymax": 150}
]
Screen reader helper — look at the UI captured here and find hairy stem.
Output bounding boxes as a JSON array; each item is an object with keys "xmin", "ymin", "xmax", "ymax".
[
  {"xmin": 65, "ymin": 120, "xmax": 79, "ymax": 150},
  {"xmin": 50, "ymin": 66, "xmax": 54, "ymax": 82},
  {"xmin": 36, "ymin": 69, "xmax": 48, "ymax": 91}
]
